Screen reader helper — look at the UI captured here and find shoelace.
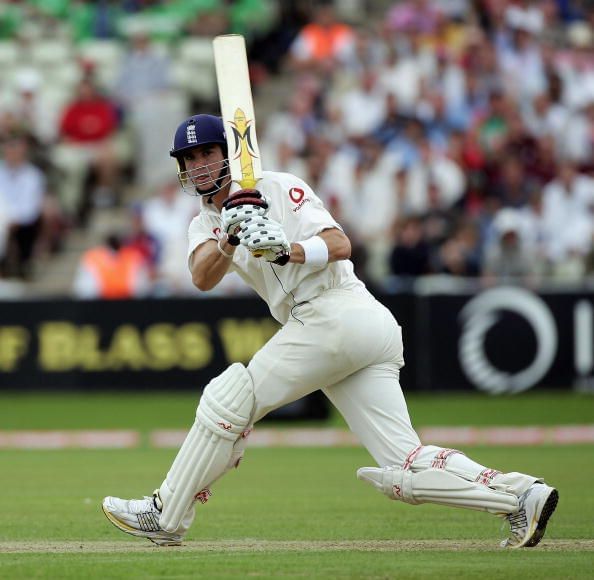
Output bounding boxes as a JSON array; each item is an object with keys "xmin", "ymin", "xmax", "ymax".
[
  {"xmin": 509, "ymin": 510, "xmax": 528, "ymax": 533},
  {"xmin": 501, "ymin": 508, "xmax": 528, "ymax": 546},
  {"xmin": 132, "ymin": 496, "xmax": 162, "ymax": 532}
]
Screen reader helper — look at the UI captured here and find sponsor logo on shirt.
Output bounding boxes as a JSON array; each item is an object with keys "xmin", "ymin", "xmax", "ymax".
[
  {"xmin": 289, "ymin": 187, "xmax": 311, "ymax": 212},
  {"xmin": 289, "ymin": 187, "xmax": 305, "ymax": 203}
]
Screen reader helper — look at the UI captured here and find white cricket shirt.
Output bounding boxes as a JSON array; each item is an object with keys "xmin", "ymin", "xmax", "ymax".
[{"xmin": 187, "ymin": 171, "xmax": 367, "ymax": 324}]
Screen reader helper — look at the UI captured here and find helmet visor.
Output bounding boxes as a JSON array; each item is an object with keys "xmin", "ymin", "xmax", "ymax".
[{"xmin": 177, "ymin": 157, "xmax": 231, "ymax": 196}]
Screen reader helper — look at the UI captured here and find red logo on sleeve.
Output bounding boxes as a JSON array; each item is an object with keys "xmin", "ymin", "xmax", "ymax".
[
  {"xmin": 289, "ymin": 187, "xmax": 305, "ymax": 203},
  {"xmin": 213, "ymin": 227, "xmax": 221, "ymax": 237}
]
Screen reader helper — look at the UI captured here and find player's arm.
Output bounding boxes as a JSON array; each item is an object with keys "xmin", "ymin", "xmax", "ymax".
[
  {"xmin": 190, "ymin": 237, "xmax": 236, "ymax": 291},
  {"xmin": 289, "ymin": 228, "xmax": 351, "ymax": 265}
]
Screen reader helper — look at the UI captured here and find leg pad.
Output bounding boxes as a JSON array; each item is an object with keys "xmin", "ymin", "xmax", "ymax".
[
  {"xmin": 358, "ymin": 465, "xmax": 519, "ymax": 515},
  {"xmin": 159, "ymin": 364, "xmax": 254, "ymax": 532}
]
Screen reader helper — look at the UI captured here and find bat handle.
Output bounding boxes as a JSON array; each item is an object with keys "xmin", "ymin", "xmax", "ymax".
[{"xmin": 229, "ymin": 182, "xmax": 242, "ymax": 195}]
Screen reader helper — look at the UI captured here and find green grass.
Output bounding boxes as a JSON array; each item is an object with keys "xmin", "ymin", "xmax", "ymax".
[
  {"xmin": 0, "ymin": 390, "xmax": 592, "ymax": 430},
  {"xmin": 0, "ymin": 446, "xmax": 592, "ymax": 578},
  {"xmin": 0, "ymin": 392, "xmax": 593, "ymax": 578}
]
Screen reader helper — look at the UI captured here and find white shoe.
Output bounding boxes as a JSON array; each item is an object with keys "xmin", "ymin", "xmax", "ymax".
[
  {"xmin": 102, "ymin": 490, "xmax": 183, "ymax": 546},
  {"xmin": 501, "ymin": 483, "xmax": 558, "ymax": 548}
]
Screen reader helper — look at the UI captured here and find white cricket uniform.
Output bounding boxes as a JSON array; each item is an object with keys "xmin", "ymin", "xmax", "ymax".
[
  {"xmin": 153, "ymin": 170, "xmax": 539, "ymax": 539},
  {"xmin": 187, "ymin": 170, "xmax": 421, "ymax": 466}
]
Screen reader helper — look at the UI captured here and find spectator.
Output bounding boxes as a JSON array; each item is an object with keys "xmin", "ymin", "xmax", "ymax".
[
  {"xmin": 522, "ymin": 90, "xmax": 569, "ymax": 144},
  {"xmin": 141, "ymin": 181, "xmax": 200, "ymax": 294},
  {"xmin": 497, "ymin": 10, "xmax": 547, "ymax": 100},
  {"xmin": 378, "ymin": 45, "xmax": 424, "ymax": 114},
  {"xmin": 52, "ymin": 76, "xmax": 127, "ymax": 223},
  {"xmin": 114, "ymin": 29, "xmax": 172, "ymax": 106},
  {"xmin": 0, "ymin": 133, "xmax": 46, "ymax": 279},
  {"xmin": 433, "ymin": 219, "xmax": 481, "ymax": 276},
  {"xmin": 385, "ymin": 0, "xmax": 443, "ymax": 36},
  {"xmin": 114, "ymin": 27, "xmax": 180, "ymax": 188},
  {"xmin": 518, "ymin": 190, "xmax": 550, "ymax": 278},
  {"xmin": 10, "ymin": 69, "xmax": 59, "ymax": 147},
  {"xmin": 260, "ymin": 90, "xmax": 316, "ymax": 168},
  {"xmin": 327, "ymin": 136, "xmax": 401, "ymax": 282},
  {"xmin": 389, "ymin": 216, "xmax": 431, "ymax": 280},
  {"xmin": 124, "ymin": 202, "xmax": 159, "ymax": 283},
  {"xmin": 331, "ymin": 69, "xmax": 387, "ymax": 139},
  {"xmin": 72, "ymin": 233, "xmax": 151, "ymax": 299},
  {"xmin": 486, "ymin": 155, "xmax": 533, "ymax": 209},
  {"xmin": 400, "ymin": 142, "xmax": 466, "ymax": 216},
  {"xmin": 288, "ymin": 2, "xmax": 355, "ymax": 74},
  {"xmin": 481, "ymin": 207, "xmax": 537, "ymax": 285},
  {"xmin": 541, "ymin": 161, "xmax": 594, "ymax": 277}
]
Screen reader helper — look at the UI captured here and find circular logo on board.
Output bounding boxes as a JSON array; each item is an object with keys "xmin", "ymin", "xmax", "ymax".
[
  {"xmin": 289, "ymin": 187, "xmax": 305, "ymax": 204},
  {"xmin": 458, "ymin": 287, "xmax": 557, "ymax": 394}
]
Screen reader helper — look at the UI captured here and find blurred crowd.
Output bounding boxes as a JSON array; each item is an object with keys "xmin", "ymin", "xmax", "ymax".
[
  {"xmin": 261, "ymin": 0, "xmax": 594, "ymax": 293},
  {"xmin": 0, "ymin": 0, "xmax": 275, "ymax": 288},
  {"xmin": 0, "ymin": 0, "xmax": 593, "ymax": 298}
]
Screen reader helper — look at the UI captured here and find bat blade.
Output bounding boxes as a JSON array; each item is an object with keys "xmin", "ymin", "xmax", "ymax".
[{"xmin": 213, "ymin": 34, "xmax": 262, "ymax": 190}]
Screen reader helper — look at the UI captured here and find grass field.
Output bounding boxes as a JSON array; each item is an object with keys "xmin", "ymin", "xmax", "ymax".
[{"xmin": 1, "ymin": 391, "xmax": 593, "ymax": 579}]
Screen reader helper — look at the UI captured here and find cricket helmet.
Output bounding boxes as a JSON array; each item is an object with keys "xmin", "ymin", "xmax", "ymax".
[{"xmin": 170, "ymin": 114, "xmax": 230, "ymax": 197}]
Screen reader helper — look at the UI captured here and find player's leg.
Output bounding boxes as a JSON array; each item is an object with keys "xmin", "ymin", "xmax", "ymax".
[
  {"xmin": 324, "ymin": 363, "xmax": 558, "ymax": 548},
  {"xmin": 247, "ymin": 291, "xmax": 405, "ymax": 423},
  {"xmin": 101, "ymin": 298, "xmax": 356, "ymax": 546},
  {"xmin": 102, "ymin": 362, "xmax": 255, "ymax": 545},
  {"xmin": 101, "ymin": 296, "xmax": 364, "ymax": 546}
]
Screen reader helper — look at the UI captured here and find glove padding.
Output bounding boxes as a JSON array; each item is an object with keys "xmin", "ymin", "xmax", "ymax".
[
  {"xmin": 221, "ymin": 189, "xmax": 269, "ymax": 245},
  {"xmin": 238, "ymin": 216, "xmax": 291, "ymax": 266}
]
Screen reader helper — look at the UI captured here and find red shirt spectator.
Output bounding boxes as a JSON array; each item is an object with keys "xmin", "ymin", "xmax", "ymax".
[{"xmin": 60, "ymin": 78, "xmax": 118, "ymax": 143}]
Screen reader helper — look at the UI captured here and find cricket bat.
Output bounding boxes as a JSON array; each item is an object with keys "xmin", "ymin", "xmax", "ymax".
[
  {"xmin": 213, "ymin": 34, "xmax": 269, "ymax": 257},
  {"xmin": 213, "ymin": 34, "xmax": 263, "ymax": 192}
]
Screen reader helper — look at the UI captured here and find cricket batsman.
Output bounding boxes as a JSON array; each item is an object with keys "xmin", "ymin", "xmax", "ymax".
[{"xmin": 102, "ymin": 114, "xmax": 558, "ymax": 548}]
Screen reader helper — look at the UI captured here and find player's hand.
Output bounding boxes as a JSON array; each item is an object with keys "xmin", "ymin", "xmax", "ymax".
[
  {"xmin": 221, "ymin": 189, "xmax": 269, "ymax": 245},
  {"xmin": 238, "ymin": 216, "xmax": 291, "ymax": 266}
]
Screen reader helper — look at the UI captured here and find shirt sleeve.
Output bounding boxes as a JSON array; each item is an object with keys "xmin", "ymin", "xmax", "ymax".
[
  {"xmin": 277, "ymin": 176, "xmax": 343, "ymax": 242},
  {"xmin": 187, "ymin": 214, "xmax": 219, "ymax": 266}
]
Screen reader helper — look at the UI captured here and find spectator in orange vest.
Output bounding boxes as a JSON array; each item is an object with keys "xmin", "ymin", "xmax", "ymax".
[
  {"xmin": 289, "ymin": 2, "xmax": 355, "ymax": 73},
  {"xmin": 72, "ymin": 233, "xmax": 151, "ymax": 299}
]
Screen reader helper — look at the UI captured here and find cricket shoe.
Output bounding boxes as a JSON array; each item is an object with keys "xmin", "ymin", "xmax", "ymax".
[
  {"xmin": 102, "ymin": 490, "xmax": 182, "ymax": 546},
  {"xmin": 501, "ymin": 483, "xmax": 558, "ymax": 548}
]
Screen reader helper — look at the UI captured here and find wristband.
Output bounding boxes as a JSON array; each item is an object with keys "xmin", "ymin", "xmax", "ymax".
[
  {"xmin": 297, "ymin": 235, "xmax": 328, "ymax": 267},
  {"xmin": 217, "ymin": 237, "xmax": 234, "ymax": 259}
]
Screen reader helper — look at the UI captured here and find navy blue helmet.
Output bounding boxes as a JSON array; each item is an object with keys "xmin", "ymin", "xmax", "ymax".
[{"xmin": 170, "ymin": 114, "xmax": 230, "ymax": 197}]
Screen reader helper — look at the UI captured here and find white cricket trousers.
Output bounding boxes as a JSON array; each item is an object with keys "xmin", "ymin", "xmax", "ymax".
[{"xmin": 248, "ymin": 288, "xmax": 421, "ymax": 466}]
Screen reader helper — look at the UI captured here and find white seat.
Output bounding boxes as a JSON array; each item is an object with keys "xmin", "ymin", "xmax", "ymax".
[
  {"xmin": 30, "ymin": 40, "xmax": 74, "ymax": 67},
  {"xmin": 77, "ymin": 40, "xmax": 124, "ymax": 69},
  {"xmin": 175, "ymin": 38, "xmax": 217, "ymax": 100},
  {"xmin": 176, "ymin": 37, "xmax": 214, "ymax": 65},
  {"xmin": 77, "ymin": 40, "xmax": 124, "ymax": 90},
  {"xmin": 0, "ymin": 41, "xmax": 19, "ymax": 67},
  {"xmin": 41, "ymin": 62, "xmax": 82, "ymax": 92}
]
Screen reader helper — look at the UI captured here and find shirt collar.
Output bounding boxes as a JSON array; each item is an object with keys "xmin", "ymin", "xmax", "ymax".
[{"xmin": 199, "ymin": 195, "xmax": 221, "ymax": 216}]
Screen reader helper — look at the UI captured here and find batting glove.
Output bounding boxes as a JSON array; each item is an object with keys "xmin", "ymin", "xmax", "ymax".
[
  {"xmin": 221, "ymin": 189, "xmax": 269, "ymax": 245},
  {"xmin": 238, "ymin": 216, "xmax": 291, "ymax": 266}
]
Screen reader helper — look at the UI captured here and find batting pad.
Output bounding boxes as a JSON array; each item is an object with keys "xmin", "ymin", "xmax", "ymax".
[
  {"xmin": 159, "ymin": 363, "xmax": 254, "ymax": 532},
  {"xmin": 357, "ymin": 466, "xmax": 519, "ymax": 515}
]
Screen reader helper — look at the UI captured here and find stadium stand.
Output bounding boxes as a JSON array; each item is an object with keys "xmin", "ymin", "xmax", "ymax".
[{"xmin": 0, "ymin": 0, "xmax": 592, "ymax": 299}]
